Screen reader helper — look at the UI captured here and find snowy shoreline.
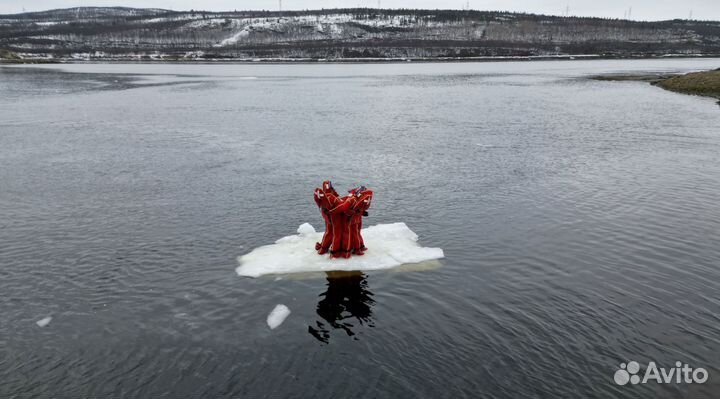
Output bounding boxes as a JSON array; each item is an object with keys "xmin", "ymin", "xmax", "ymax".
[{"xmin": 3, "ymin": 53, "xmax": 717, "ymax": 65}]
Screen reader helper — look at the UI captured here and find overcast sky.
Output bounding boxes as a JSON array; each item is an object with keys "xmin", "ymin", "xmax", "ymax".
[{"xmin": 2, "ymin": 0, "xmax": 719, "ymax": 21}]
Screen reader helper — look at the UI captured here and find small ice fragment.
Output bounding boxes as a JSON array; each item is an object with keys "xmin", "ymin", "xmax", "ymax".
[
  {"xmin": 36, "ymin": 317, "xmax": 52, "ymax": 327},
  {"xmin": 297, "ymin": 223, "xmax": 316, "ymax": 235},
  {"xmin": 266, "ymin": 304, "xmax": 291, "ymax": 330}
]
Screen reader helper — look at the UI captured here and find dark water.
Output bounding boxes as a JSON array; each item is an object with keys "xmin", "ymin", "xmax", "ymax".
[{"xmin": 1, "ymin": 60, "xmax": 719, "ymax": 398}]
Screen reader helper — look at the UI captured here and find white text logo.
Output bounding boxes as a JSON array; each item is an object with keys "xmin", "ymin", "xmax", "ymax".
[{"xmin": 614, "ymin": 361, "xmax": 708, "ymax": 385}]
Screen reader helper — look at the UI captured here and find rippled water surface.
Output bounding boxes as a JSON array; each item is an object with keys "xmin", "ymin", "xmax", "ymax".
[{"xmin": 1, "ymin": 59, "xmax": 720, "ymax": 398}]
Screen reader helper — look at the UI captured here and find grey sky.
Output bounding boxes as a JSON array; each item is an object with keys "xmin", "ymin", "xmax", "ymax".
[{"xmin": 1, "ymin": 0, "xmax": 719, "ymax": 21}]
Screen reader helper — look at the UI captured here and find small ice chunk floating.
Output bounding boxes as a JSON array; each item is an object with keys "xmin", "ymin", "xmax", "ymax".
[
  {"xmin": 36, "ymin": 316, "xmax": 52, "ymax": 327},
  {"xmin": 313, "ymin": 181, "xmax": 373, "ymax": 259},
  {"xmin": 267, "ymin": 304, "xmax": 291, "ymax": 330}
]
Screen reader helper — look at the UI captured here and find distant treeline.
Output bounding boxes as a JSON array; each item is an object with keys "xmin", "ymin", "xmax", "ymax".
[{"xmin": 1, "ymin": 7, "xmax": 719, "ymax": 60}]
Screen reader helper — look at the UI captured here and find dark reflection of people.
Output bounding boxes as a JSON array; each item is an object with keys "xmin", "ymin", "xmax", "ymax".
[{"xmin": 308, "ymin": 271, "xmax": 375, "ymax": 344}]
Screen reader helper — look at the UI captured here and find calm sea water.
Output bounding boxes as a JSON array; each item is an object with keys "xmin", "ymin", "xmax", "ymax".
[{"xmin": 1, "ymin": 59, "xmax": 719, "ymax": 398}]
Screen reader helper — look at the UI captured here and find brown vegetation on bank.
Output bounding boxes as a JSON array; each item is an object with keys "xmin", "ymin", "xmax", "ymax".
[
  {"xmin": 655, "ymin": 69, "xmax": 720, "ymax": 100},
  {"xmin": 593, "ymin": 68, "xmax": 720, "ymax": 105}
]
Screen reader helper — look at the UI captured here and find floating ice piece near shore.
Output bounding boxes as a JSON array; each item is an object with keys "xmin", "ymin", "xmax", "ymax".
[
  {"xmin": 267, "ymin": 304, "xmax": 291, "ymax": 330},
  {"xmin": 36, "ymin": 317, "xmax": 52, "ymax": 327},
  {"xmin": 237, "ymin": 222, "xmax": 444, "ymax": 277}
]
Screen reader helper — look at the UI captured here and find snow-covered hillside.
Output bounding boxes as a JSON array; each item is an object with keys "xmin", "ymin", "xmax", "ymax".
[{"xmin": 1, "ymin": 7, "xmax": 719, "ymax": 61}]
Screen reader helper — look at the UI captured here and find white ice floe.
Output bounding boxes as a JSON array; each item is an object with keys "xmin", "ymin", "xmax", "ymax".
[
  {"xmin": 36, "ymin": 316, "xmax": 52, "ymax": 327},
  {"xmin": 236, "ymin": 223, "xmax": 444, "ymax": 278},
  {"xmin": 267, "ymin": 304, "xmax": 291, "ymax": 330}
]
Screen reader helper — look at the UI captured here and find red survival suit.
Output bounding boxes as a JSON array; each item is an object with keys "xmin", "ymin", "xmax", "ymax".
[
  {"xmin": 329, "ymin": 186, "xmax": 373, "ymax": 258},
  {"xmin": 314, "ymin": 181, "xmax": 340, "ymax": 255}
]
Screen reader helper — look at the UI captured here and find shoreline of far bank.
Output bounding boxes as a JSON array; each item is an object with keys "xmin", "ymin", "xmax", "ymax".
[
  {"xmin": 2, "ymin": 52, "xmax": 720, "ymax": 65},
  {"xmin": 593, "ymin": 68, "xmax": 720, "ymax": 105}
]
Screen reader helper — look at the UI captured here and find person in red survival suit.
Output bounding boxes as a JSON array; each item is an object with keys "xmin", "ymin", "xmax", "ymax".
[
  {"xmin": 323, "ymin": 184, "xmax": 350, "ymax": 258},
  {"xmin": 314, "ymin": 181, "xmax": 340, "ymax": 255},
  {"xmin": 346, "ymin": 186, "xmax": 373, "ymax": 255},
  {"xmin": 330, "ymin": 186, "xmax": 373, "ymax": 258}
]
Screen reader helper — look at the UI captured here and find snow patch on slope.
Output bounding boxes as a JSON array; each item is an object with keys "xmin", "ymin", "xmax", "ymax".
[{"xmin": 218, "ymin": 28, "xmax": 250, "ymax": 46}]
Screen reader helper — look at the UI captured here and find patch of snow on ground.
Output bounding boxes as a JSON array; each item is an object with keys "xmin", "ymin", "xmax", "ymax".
[
  {"xmin": 267, "ymin": 304, "xmax": 291, "ymax": 329},
  {"xmin": 218, "ymin": 28, "xmax": 250, "ymax": 46},
  {"xmin": 144, "ymin": 17, "xmax": 173, "ymax": 23},
  {"xmin": 297, "ymin": 223, "xmax": 316, "ymax": 235},
  {"xmin": 183, "ymin": 50, "xmax": 205, "ymax": 58},
  {"xmin": 236, "ymin": 222, "xmax": 444, "ymax": 277},
  {"xmin": 183, "ymin": 18, "xmax": 241, "ymax": 29}
]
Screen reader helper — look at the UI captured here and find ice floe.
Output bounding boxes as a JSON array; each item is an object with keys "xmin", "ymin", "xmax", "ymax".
[
  {"xmin": 236, "ymin": 222, "xmax": 444, "ymax": 278},
  {"xmin": 36, "ymin": 316, "xmax": 52, "ymax": 327},
  {"xmin": 267, "ymin": 304, "xmax": 291, "ymax": 330}
]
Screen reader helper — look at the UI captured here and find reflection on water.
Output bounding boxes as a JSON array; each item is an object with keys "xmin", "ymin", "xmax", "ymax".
[{"xmin": 308, "ymin": 271, "xmax": 375, "ymax": 343}]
